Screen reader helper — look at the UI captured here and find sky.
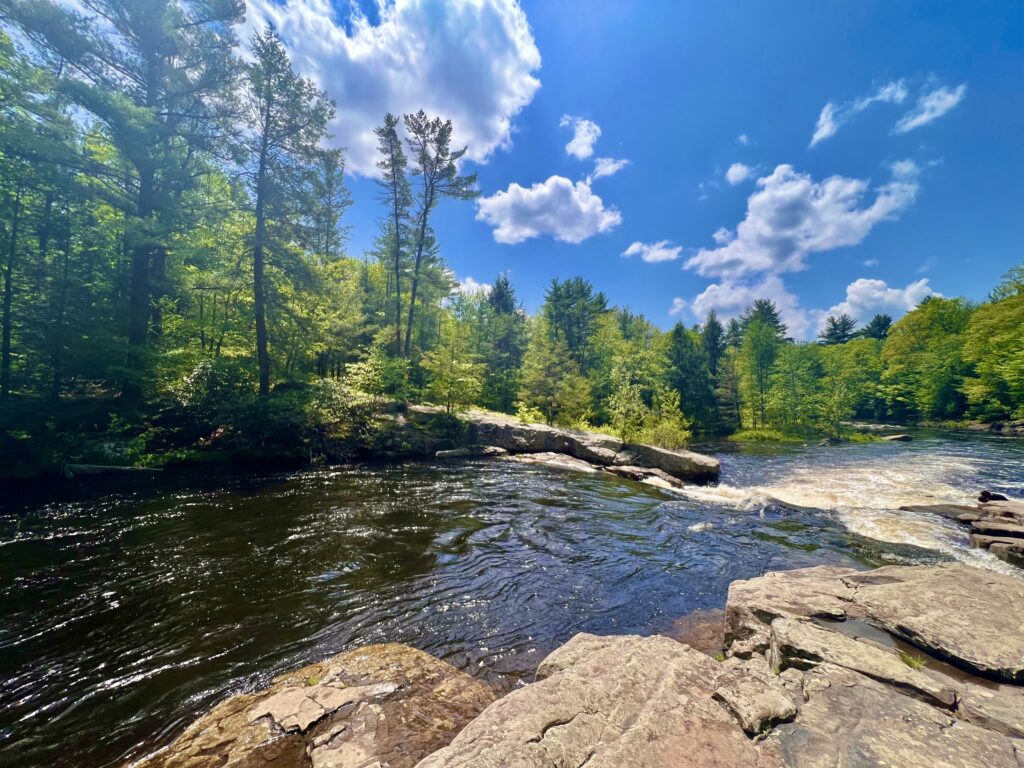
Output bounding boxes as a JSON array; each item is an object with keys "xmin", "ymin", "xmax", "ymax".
[{"xmin": 244, "ymin": 0, "xmax": 1024, "ymax": 338}]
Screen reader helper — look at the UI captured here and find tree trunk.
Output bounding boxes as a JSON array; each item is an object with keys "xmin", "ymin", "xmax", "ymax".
[
  {"xmin": 253, "ymin": 104, "xmax": 272, "ymax": 397},
  {"xmin": 1, "ymin": 187, "xmax": 22, "ymax": 400},
  {"xmin": 403, "ymin": 189, "xmax": 434, "ymax": 358},
  {"xmin": 50, "ymin": 210, "xmax": 71, "ymax": 401},
  {"xmin": 124, "ymin": 169, "xmax": 155, "ymax": 402}
]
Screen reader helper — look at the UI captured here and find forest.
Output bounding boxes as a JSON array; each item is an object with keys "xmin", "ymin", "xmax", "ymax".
[{"xmin": 1, "ymin": 1, "xmax": 1023, "ymax": 478}]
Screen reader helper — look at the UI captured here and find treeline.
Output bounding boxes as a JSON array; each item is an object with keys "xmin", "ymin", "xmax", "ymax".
[{"xmin": 1, "ymin": 2, "xmax": 1021, "ymax": 475}]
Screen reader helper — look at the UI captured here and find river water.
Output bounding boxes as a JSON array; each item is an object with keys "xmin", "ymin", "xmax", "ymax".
[{"xmin": 1, "ymin": 430, "xmax": 1021, "ymax": 767}]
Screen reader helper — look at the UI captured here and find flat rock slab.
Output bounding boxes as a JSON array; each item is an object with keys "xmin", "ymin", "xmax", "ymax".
[
  {"xmin": 135, "ymin": 643, "xmax": 495, "ymax": 768},
  {"xmin": 729, "ymin": 564, "xmax": 1024, "ymax": 683},
  {"xmin": 416, "ymin": 633, "xmax": 780, "ymax": 768},
  {"xmin": 763, "ymin": 664, "xmax": 1020, "ymax": 768},
  {"xmin": 972, "ymin": 518, "xmax": 1024, "ymax": 539},
  {"xmin": 899, "ymin": 503, "xmax": 980, "ymax": 520}
]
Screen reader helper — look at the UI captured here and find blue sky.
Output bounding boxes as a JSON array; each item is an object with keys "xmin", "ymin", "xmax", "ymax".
[{"xmin": 249, "ymin": 0, "xmax": 1024, "ymax": 338}]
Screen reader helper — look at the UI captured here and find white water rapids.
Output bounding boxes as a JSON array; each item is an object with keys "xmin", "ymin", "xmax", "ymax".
[{"xmin": 679, "ymin": 435, "xmax": 1024, "ymax": 574}]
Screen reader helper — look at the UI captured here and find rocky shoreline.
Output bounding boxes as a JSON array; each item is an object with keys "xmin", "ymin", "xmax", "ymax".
[
  {"xmin": 901, "ymin": 495, "xmax": 1024, "ymax": 567},
  {"xmin": 131, "ymin": 562, "xmax": 1024, "ymax": 768},
  {"xmin": 378, "ymin": 406, "xmax": 721, "ymax": 485}
]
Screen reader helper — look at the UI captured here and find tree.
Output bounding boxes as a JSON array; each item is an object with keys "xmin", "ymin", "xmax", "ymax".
[
  {"xmin": 666, "ymin": 323, "xmax": 714, "ymax": 424},
  {"xmin": 700, "ymin": 309, "xmax": 726, "ymax": 375},
  {"xmin": 542, "ymin": 276, "xmax": 607, "ymax": 371},
  {"xmin": 402, "ymin": 111, "xmax": 477, "ymax": 357},
  {"xmin": 478, "ymin": 274, "xmax": 526, "ymax": 412},
  {"xmin": 374, "ymin": 113, "xmax": 412, "ymax": 355},
  {"xmin": 6, "ymin": 0, "xmax": 242, "ymax": 399},
  {"xmin": 741, "ymin": 298, "xmax": 787, "ymax": 340},
  {"xmin": 518, "ymin": 317, "xmax": 591, "ymax": 426},
  {"xmin": 724, "ymin": 317, "xmax": 744, "ymax": 348},
  {"xmin": 858, "ymin": 314, "xmax": 892, "ymax": 340},
  {"xmin": 818, "ymin": 313, "xmax": 857, "ymax": 345},
  {"xmin": 306, "ymin": 149, "xmax": 352, "ymax": 264},
  {"xmin": 961, "ymin": 294, "xmax": 1024, "ymax": 419},
  {"xmin": 881, "ymin": 297, "xmax": 973, "ymax": 420},
  {"xmin": 241, "ymin": 27, "xmax": 333, "ymax": 395},
  {"xmin": 607, "ymin": 361, "xmax": 648, "ymax": 442},
  {"xmin": 421, "ymin": 317, "xmax": 483, "ymax": 414},
  {"xmin": 740, "ymin": 318, "xmax": 780, "ymax": 427}
]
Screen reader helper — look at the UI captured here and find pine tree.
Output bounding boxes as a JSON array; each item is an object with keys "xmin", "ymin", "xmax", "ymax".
[
  {"xmin": 818, "ymin": 313, "xmax": 857, "ymax": 345},
  {"xmin": 858, "ymin": 313, "xmax": 892, "ymax": 340},
  {"xmin": 700, "ymin": 309, "xmax": 726, "ymax": 375},
  {"xmin": 242, "ymin": 27, "xmax": 333, "ymax": 395},
  {"xmin": 402, "ymin": 111, "xmax": 477, "ymax": 357},
  {"xmin": 374, "ymin": 114, "xmax": 412, "ymax": 355}
]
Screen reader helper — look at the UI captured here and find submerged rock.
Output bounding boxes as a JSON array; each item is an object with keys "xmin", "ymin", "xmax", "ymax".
[{"xmin": 135, "ymin": 643, "xmax": 494, "ymax": 768}]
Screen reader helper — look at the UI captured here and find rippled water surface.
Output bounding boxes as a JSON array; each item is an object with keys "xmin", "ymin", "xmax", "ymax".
[{"xmin": 1, "ymin": 430, "xmax": 1021, "ymax": 767}]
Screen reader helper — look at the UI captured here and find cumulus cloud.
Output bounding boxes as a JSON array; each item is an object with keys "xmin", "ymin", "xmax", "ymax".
[
  {"xmin": 894, "ymin": 84, "xmax": 967, "ymax": 133},
  {"xmin": 810, "ymin": 80, "xmax": 908, "ymax": 146},
  {"xmin": 685, "ymin": 162, "xmax": 920, "ymax": 280},
  {"xmin": 725, "ymin": 162, "xmax": 754, "ymax": 185},
  {"xmin": 622, "ymin": 240, "xmax": 683, "ymax": 263},
  {"xmin": 560, "ymin": 115, "xmax": 602, "ymax": 159},
  {"xmin": 454, "ymin": 275, "xmax": 492, "ymax": 295},
  {"xmin": 814, "ymin": 277, "xmax": 937, "ymax": 329},
  {"xmin": 591, "ymin": 157, "xmax": 631, "ymax": 180},
  {"xmin": 737, "ymin": 133, "xmax": 752, "ymax": 146},
  {"xmin": 669, "ymin": 297, "xmax": 688, "ymax": 316},
  {"xmin": 242, "ymin": 0, "xmax": 541, "ymax": 175},
  {"xmin": 690, "ymin": 274, "xmax": 810, "ymax": 339},
  {"xmin": 476, "ymin": 176, "xmax": 622, "ymax": 244}
]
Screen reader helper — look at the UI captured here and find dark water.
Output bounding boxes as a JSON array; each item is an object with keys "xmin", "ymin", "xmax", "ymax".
[{"xmin": 1, "ymin": 431, "xmax": 1020, "ymax": 768}]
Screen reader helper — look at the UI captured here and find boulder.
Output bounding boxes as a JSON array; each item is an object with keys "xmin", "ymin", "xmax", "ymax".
[
  {"xmin": 435, "ymin": 445, "xmax": 507, "ymax": 459},
  {"xmin": 135, "ymin": 643, "xmax": 494, "ymax": 768},
  {"xmin": 882, "ymin": 433, "xmax": 913, "ymax": 441},
  {"xmin": 989, "ymin": 541, "xmax": 1024, "ymax": 568}
]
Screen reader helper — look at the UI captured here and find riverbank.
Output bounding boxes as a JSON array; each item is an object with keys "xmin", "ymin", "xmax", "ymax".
[{"xmin": 134, "ymin": 561, "xmax": 1024, "ymax": 767}]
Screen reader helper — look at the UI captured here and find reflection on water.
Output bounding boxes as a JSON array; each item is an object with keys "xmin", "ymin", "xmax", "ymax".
[{"xmin": 0, "ymin": 429, "xmax": 1019, "ymax": 767}]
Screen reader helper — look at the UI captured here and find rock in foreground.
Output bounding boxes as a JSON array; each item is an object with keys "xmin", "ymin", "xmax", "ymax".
[
  {"xmin": 417, "ymin": 564, "xmax": 1024, "ymax": 767},
  {"xmin": 135, "ymin": 643, "xmax": 494, "ymax": 768}
]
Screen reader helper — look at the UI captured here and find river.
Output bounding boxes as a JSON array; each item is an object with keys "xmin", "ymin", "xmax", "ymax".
[{"xmin": 1, "ymin": 430, "xmax": 1021, "ymax": 767}]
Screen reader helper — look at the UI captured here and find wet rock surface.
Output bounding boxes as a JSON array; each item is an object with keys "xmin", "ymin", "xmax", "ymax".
[
  {"xmin": 134, "ymin": 643, "xmax": 495, "ymax": 768},
  {"xmin": 904, "ymin": 496, "xmax": 1024, "ymax": 568},
  {"xmin": 414, "ymin": 563, "xmax": 1024, "ymax": 767}
]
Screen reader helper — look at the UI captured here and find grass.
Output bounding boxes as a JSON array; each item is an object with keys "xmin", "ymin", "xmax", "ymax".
[
  {"xmin": 898, "ymin": 650, "xmax": 927, "ymax": 670},
  {"xmin": 727, "ymin": 428, "xmax": 804, "ymax": 443},
  {"xmin": 304, "ymin": 674, "xmax": 321, "ymax": 687}
]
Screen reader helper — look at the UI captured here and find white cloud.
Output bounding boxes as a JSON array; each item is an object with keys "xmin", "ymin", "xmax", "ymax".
[
  {"xmin": 690, "ymin": 274, "xmax": 810, "ymax": 339},
  {"xmin": 814, "ymin": 277, "xmax": 938, "ymax": 329},
  {"xmin": 863, "ymin": 258, "xmax": 879, "ymax": 267},
  {"xmin": 810, "ymin": 80, "xmax": 908, "ymax": 146},
  {"xmin": 725, "ymin": 162, "xmax": 754, "ymax": 185},
  {"xmin": 591, "ymin": 157, "xmax": 630, "ymax": 180},
  {"xmin": 242, "ymin": 0, "xmax": 541, "ymax": 175},
  {"xmin": 560, "ymin": 115, "xmax": 602, "ymax": 159},
  {"xmin": 454, "ymin": 275, "xmax": 492, "ymax": 295},
  {"xmin": 685, "ymin": 162, "xmax": 919, "ymax": 279},
  {"xmin": 737, "ymin": 133, "xmax": 752, "ymax": 146},
  {"xmin": 669, "ymin": 297, "xmax": 688, "ymax": 316},
  {"xmin": 894, "ymin": 84, "xmax": 967, "ymax": 133},
  {"xmin": 622, "ymin": 240, "xmax": 683, "ymax": 263},
  {"xmin": 476, "ymin": 176, "xmax": 622, "ymax": 244}
]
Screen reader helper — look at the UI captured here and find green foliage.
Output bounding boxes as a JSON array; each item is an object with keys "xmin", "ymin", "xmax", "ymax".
[
  {"xmin": 818, "ymin": 313, "xmax": 857, "ymax": 345},
  {"xmin": 607, "ymin": 362, "xmax": 648, "ymax": 442},
  {"xmin": 898, "ymin": 650, "xmax": 926, "ymax": 670},
  {"xmin": 421, "ymin": 318, "xmax": 484, "ymax": 414},
  {"xmin": 639, "ymin": 387, "xmax": 692, "ymax": 449}
]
